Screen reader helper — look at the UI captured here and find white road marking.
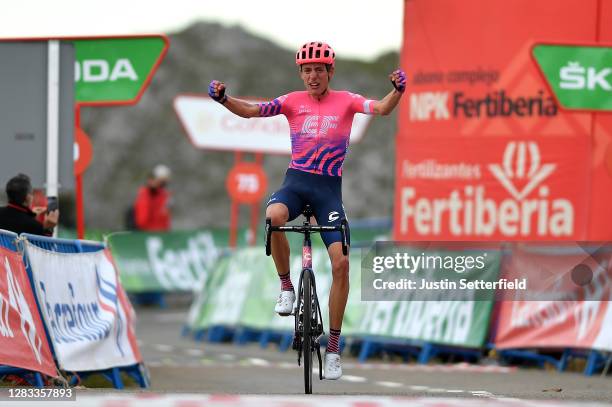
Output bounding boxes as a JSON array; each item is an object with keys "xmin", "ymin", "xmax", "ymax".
[
  {"xmin": 471, "ymin": 390, "xmax": 495, "ymax": 397},
  {"xmin": 376, "ymin": 381, "xmax": 403, "ymax": 388},
  {"xmin": 247, "ymin": 358, "xmax": 271, "ymax": 367},
  {"xmin": 41, "ymin": 394, "xmax": 610, "ymax": 406},
  {"xmin": 340, "ymin": 375, "xmax": 367, "ymax": 383}
]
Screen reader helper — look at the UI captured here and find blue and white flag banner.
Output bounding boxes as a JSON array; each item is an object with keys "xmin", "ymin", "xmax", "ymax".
[{"xmin": 24, "ymin": 242, "xmax": 141, "ymax": 371}]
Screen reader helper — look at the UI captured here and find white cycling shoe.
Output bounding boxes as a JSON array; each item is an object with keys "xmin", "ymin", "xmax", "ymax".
[
  {"xmin": 324, "ymin": 352, "xmax": 342, "ymax": 380},
  {"xmin": 274, "ymin": 290, "xmax": 296, "ymax": 316}
]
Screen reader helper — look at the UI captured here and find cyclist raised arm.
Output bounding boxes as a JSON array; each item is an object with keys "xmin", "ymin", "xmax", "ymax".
[
  {"xmin": 208, "ymin": 80, "xmax": 260, "ymax": 118},
  {"xmin": 208, "ymin": 63, "xmax": 406, "ymax": 119},
  {"xmin": 370, "ymin": 69, "xmax": 406, "ymax": 114},
  {"xmin": 209, "ymin": 41, "xmax": 406, "ymax": 380}
]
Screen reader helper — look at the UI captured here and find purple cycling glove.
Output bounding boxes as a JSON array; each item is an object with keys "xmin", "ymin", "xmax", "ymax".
[
  {"xmin": 390, "ymin": 69, "xmax": 407, "ymax": 93},
  {"xmin": 208, "ymin": 80, "xmax": 227, "ymax": 104}
]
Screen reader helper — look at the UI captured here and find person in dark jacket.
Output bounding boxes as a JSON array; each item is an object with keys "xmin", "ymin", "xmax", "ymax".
[{"xmin": 0, "ymin": 174, "xmax": 59, "ymax": 236}]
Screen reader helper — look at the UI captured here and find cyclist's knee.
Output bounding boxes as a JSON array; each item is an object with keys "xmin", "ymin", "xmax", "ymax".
[
  {"xmin": 266, "ymin": 204, "xmax": 289, "ymax": 225},
  {"xmin": 331, "ymin": 255, "xmax": 349, "ymax": 280}
]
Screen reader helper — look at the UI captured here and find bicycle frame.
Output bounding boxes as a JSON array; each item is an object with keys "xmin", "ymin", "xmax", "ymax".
[{"xmin": 265, "ymin": 205, "xmax": 348, "ymax": 394}]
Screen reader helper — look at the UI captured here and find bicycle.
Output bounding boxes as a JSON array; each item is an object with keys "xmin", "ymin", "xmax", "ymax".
[{"xmin": 265, "ymin": 204, "xmax": 348, "ymax": 394}]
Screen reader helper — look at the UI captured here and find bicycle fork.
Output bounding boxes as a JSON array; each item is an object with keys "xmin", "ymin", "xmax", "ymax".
[{"xmin": 293, "ymin": 254, "xmax": 325, "ymax": 379}]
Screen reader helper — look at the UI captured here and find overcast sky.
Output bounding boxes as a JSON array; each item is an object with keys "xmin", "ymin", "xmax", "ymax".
[{"xmin": 0, "ymin": 0, "xmax": 404, "ymax": 60}]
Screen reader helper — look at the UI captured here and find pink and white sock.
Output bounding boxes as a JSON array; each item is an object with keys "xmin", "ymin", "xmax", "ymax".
[
  {"xmin": 327, "ymin": 328, "xmax": 341, "ymax": 354},
  {"xmin": 279, "ymin": 272, "xmax": 294, "ymax": 292}
]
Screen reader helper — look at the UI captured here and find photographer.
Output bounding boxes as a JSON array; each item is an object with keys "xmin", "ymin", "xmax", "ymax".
[{"xmin": 0, "ymin": 174, "xmax": 59, "ymax": 236}]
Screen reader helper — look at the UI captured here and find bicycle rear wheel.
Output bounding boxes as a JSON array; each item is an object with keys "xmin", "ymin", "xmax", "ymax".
[{"xmin": 302, "ymin": 270, "xmax": 313, "ymax": 394}]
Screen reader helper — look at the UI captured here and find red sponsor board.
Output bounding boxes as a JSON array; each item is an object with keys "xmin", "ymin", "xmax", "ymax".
[
  {"xmin": 397, "ymin": 0, "xmax": 612, "ymax": 240},
  {"xmin": 394, "ymin": 137, "xmax": 590, "ymax": 240},
  {"xmin": 494, "ymin": 245, "xmax": 612, "ymax": 351},
  {"xmin": 0, "ymin": 247, "xmax": 56, "ymax": 377}
]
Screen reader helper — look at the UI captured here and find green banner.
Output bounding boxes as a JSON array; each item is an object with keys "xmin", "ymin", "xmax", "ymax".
[
  {"xmin": 108, "ymin": 230, "xmax": 221, "ymax": 292},
  {"xmin": 98, "ymin": 224, "xmax": 389, "ymax": 293},
  {"xmin": 187, "ymin": 247, "xmax": 363, "ymax": 333},
  {"xmin": 358, "ymin": 244, "xmax": 500, "ymax": 347},
  {"xmin": 187, "ymin": 245, "xmax": 499, "ymax": 348},
  {"xmin": 74, "ymin": 37, "xmax": 167, "ymax": 103},
  {"xmin": 533, "ymin": 44, "xmax": 612, "ymax": 111}
]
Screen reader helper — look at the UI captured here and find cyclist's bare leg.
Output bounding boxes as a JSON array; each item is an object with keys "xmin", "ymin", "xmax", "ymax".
[
  {"xmin": 327, "ymin": 242, "xmax": 349, "ymax": 330},
  {"xmin": 266, "ymin": 203, "xmax": 291, "ymax": 276}
]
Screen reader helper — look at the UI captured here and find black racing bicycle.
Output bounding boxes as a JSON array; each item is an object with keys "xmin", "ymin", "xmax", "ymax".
[{"xmin": 265, "ymin": 204, "xmax": 348, "ymax": 394}]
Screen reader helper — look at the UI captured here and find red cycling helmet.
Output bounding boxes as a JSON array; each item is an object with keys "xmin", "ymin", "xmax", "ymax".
[{"xmin": 295, "ymin": 42, "xmax": 335, "ymax": 66}]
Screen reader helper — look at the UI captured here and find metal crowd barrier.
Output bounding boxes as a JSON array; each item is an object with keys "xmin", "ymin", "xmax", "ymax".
[{"xmin": 0, "ymin": 229, "xmax": 148, "ymax": 389}]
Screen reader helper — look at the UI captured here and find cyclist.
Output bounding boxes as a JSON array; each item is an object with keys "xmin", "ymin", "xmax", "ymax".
[{"xmin": 209, "ymin": 41, "xmax": 406, "ymax": 380}]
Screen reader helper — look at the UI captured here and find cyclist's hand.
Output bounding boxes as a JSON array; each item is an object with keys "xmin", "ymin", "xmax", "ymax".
[
  {"xmin": 208, "ymin": 80, "xmax": 227, "ymax": 103},
  {"xmin": 389, "ymin": 69, "xmax": 407, "ymax": 93}
]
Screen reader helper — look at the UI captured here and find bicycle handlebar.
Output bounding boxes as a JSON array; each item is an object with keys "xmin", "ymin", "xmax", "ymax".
[
  {"xmin": 265, "ymin": 218, "xmax": 349, "ymax": 256},
  {"xmin": 270, "ymin": 225, "xmax": 341, "ymax": 233}
]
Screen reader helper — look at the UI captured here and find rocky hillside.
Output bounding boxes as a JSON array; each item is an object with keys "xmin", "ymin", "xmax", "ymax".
[{"xmin": 80, "ymin": 22, "xmax": 400, "ymax": 229}]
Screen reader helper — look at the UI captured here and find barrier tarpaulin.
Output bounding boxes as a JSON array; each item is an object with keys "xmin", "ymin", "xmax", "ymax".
[
  {"xmin": 0, "ymin": 247, "xmax": 56, "ymax": 377},
  {"xmin": 24, "ymin": 242, "xmax": 142, "ymax": 371},
  {"xmin": 494, "ymin": 245, "xmax": 612, "ymax": 351}
]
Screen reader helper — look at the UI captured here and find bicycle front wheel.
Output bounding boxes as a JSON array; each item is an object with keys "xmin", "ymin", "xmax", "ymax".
[{"xmin": 302, "ymin": 270, "xmax": 313, "ymax": 394}]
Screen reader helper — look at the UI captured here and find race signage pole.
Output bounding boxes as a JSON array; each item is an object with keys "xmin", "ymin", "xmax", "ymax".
[
  {"xmin": 46, "ymin": 41, "xmax": 60, "ymax": 236},
  {"xmin": 226, "ymin": 153, "xmax": 268, "ymax": 248}
]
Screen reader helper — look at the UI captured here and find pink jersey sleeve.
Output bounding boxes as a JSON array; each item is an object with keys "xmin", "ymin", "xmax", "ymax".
[
  {"xmin": 348, "ymin": 92, "xmax": 376, "ymax": 115},
  {"xmin": 257, "ymin": 94, "xmax": 290, "ymax": 117}
]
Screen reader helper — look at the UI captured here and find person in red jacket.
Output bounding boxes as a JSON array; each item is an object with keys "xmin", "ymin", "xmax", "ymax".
[{"xmin": 133, "ymin": 165, "xmax": 172, "ymax": 231}]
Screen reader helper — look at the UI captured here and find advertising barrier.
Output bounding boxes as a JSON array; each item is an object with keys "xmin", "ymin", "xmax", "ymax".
[
  {"xmin": 187, "ymin": 248, "xmax": 354, "ymax": 333},
  {"xmin": 187, "ymin": 246, "xmax": 498, "ymax": 348},
  {"xmin": 494, "ymin": 245, "xmax": 612, "ymax": 352},
  {"xmin": 396, "ymin": 0, "xmax": 612, "ymax": 241},
  {"xmin": 108, "ymin": 231, "xmax": 221, "ymax": 292},
  {"xmin": 108, "ymin": 228, "xmax": 390, "ymax": 293},
  {"xmin": 0, "ymin": 247, "xmax": 57, "ymax": 377},
  {"xmin": 358, "ymin": 244, "xmax": 502, "ymax": 347},
  {"xmin": 24, "ymin": 242, "xmax": 142, "ymax": 371}
]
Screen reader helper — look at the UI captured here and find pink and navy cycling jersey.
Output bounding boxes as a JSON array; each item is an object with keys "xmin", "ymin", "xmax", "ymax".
[{"xmin": 258, "ymin": 90, "xmax": 375, "ymax": 177}]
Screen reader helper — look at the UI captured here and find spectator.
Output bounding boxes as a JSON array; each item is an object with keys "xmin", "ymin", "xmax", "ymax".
[
  {"xmin": 0, "ymin": 174, "xmax": 59, "ymax": 236},
  {"xmin": 133, "ymin": 164, "xmax": 172, "ymax": 231}
]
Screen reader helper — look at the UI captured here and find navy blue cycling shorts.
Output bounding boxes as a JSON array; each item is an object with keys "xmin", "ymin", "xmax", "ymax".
[{"xmin": 266, "ymin": 168, "xmax": 350, "ymax": 249}]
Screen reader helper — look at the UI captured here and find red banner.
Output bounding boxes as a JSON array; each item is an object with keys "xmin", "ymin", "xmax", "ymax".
[
  {"xmin": 0, "ymin": 247, "xmax": 56, "ymax": 377},
  {"xmin": 397, "ymin": 0, "xmax": 612, "ymax": 240},
  {"xmin": 494, "ymin": 245, "xmax": 612, "ymax": 351},
  {"xmin": 394, "ymin": 137, "xmax": 590, "ymax": 240}
]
